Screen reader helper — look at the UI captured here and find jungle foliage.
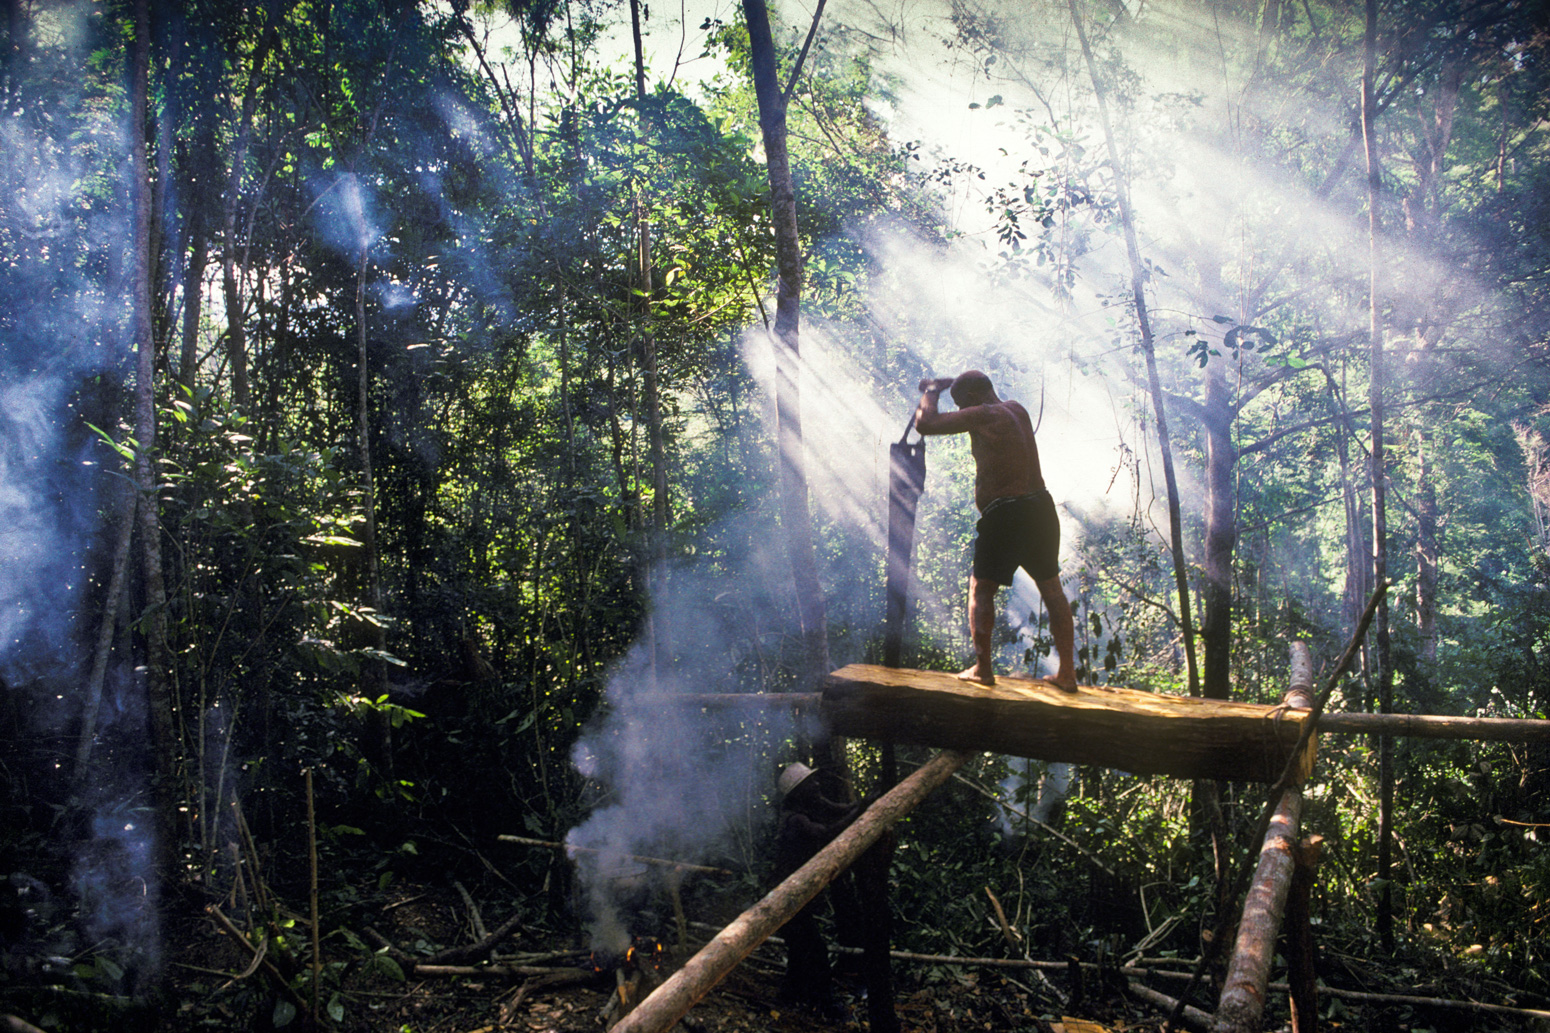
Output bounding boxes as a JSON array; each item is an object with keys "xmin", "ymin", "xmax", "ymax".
[{"xmin": 0, "ymin": 0, "xmax": 1546, "ymax": 1029}]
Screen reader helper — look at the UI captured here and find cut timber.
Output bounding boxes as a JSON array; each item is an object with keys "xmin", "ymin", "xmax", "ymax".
[
  {"xmin": 823, "ymin": 666, "xmax": 1316, "ymax": 784},
  {"xmin": 1212, "ymin": 789, "xmax": 1302, "ymax": 1033}
]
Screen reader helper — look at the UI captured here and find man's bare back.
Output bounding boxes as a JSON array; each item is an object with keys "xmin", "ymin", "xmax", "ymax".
[{"xmin": 914, "ymin": 371, "xmax": 1076, "ymax": 691}]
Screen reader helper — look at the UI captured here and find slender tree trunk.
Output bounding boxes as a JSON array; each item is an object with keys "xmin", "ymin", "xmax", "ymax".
[
  {"xmin": 179, "ymin": 202, "xmax": 208, "ymax": 391},
  {"xmin": 742, "ymin": 0, "xmax": 830, "ymax": 686},
  {"xmin": 1361, "ymin": 0, "xmax": 1395, "ymax": 953},
  {"xmin": 219, "ymin": 17, "xmax": 273, "ymax": 412},
  {"xmin": 131, "ymin": 0, "xmax": 177, "ymax": 876},
  {"xmin": 1067, "ymin": 0, "xmax": 1199, "ymax": 696},
  {"xmin": 1416, "ymin": 430, "xmax": 1438, "ymax": 665},
  {"xmin": 354, "ymin": 230, "xmax": 389, "ymax": 771},
  {"xmin": 1406, "ymin": 58, "xmax": 1458, "ymax": 676},
  {"xmin": 1201, "ymin": 362, "xmax": 1235, "ymax": 702},
  {"xmin": 631, "ymin": 0, "xmax": 671, "ymax": 679}
]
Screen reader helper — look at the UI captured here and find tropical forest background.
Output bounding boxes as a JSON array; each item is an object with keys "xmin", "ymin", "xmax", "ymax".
[{"xmin": 0, "ymin": 0, "xmax": 1546, "ymax": 1028}]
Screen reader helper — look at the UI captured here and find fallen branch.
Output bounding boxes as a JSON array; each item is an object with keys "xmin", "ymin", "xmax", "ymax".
[
  {"xmin": 364, "ymin": 917, "xmax": 531, "ymax": 974},
  {"xmin": 410, "ymin": 963, "xmax": 592, "ymax": 980},
  {"xmin": 206, "ymin": 906, "xmax": 310, "ymax": 1019},
  {"xmin": 424, "ymin": 910, "xmax": 525, "ymax": 966},
  {"xmin": 498, "ymin": 836, "xmax": 735, "ymax": 876},
  {"xmin": 1128, "ymin": 981, "xmax": 1213, "ymax": 1032},
  {"xmin": 686, "ymin": 937, "xmax": 1550, "ymax": 1021},
  {"xmin": 453, "ymin": 880, "xmax": 488, "ymax": 942},
  {"xmin": 498, "ymin": 968, "xmax": 600, "ymax": 1023}
]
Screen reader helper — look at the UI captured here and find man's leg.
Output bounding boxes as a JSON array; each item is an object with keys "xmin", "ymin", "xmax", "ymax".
[
  {"xmin": 1035, "ymin": 575, "xmax": 1078, "ymax": 691},
  {"xmin": 958, "ymin": 574, "xmax": 999, "ymax": 684}
]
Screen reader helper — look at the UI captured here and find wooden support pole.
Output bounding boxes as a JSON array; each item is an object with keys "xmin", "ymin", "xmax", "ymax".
[
  {"xmin": 1314, "ymin": 712, "xmax": 1550, "ymax": 741},
  {"xmin": 1286, "ymin": 836, "xmax": 1324, "ymax": 1033},
  {"xmin": 1285, "ymin": 642, "xmax": 1315, "ymax": 710},
  {"xmin": 1212, "ymin": 789, "xmax": 1302, "ymax": 1033},
  {"xmin": 611, "ymin": 750, "xmax": 970, "ymax": 1033},
  {"xmin": 496, "ymin": 836, "xmax": 736, "ymax": 877}
]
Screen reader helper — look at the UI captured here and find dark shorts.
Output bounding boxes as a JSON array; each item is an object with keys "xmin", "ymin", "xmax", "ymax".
[{"xmin": 972, "ymin": 491, "xmax": 1060, "ymax": 586}]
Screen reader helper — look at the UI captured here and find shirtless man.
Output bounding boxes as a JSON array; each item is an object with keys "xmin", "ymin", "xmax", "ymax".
[{"xmin": 915, "ymin": 371, "xmax": 1077, "ymax": 690}]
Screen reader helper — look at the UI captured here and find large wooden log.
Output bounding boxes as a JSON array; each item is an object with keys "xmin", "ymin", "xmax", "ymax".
[
  {"xmin": 1212, "ymin": 789, "xmax": 1302, "ymax": 1033},
  {"xmin": 823, "ymin": 665, "xmax": 1317, "ymax": 783},
  {"xmin": 610, "ymin": 750, "xmax": 970, "ymax": 1033}
]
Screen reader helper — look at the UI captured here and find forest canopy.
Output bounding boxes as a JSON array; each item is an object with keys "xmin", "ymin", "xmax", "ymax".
[{"xmin": 0, "ymin": 0, "xmax": 1546, "ymax": 1028}]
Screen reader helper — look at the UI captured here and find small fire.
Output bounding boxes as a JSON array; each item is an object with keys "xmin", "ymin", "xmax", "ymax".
[{"xmin": 591, "ymin": 934, "xmax": 665, "ymax": 976}]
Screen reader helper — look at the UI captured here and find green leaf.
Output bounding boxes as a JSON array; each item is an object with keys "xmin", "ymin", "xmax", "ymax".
[
  {"xmin": 273, "ymin": 1000, "xmax": 297, "ymax": 1028},
  {"xmin": 328, "ymin": 993, "xmax": 345, "ymax": 1023}
]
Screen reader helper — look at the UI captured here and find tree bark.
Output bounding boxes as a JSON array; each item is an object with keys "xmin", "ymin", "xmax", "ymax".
[
  {"xmin": 742, "ymin": 0, "xmax": 830, "ymax": 688},
  {"xmin": 630, "ymin": 0, "xmax": 671, "ymax": 682},
  {"xmin": 74, "ymin": 483, "xmax": 136, "ymax": 779},
  {"xmin": 1361, "ymin": 0, "xmax": 1396, "ymax": 953},
  {"xmin": 610, "ymin": 750, "xmax": 970, "ymax": 1033},
  {"xmin": 131, "ymin": 0, "xmax": 177, "ymax": 877},
  {"xmin": 1201, "ymin": 363, "xmax": 1235, "ymax": 702},
  {"xmin": 1286, "ymin": 836, "xmax": 1324, "ymax": 1033},
  {"xmin": 1211, "ymin": 789, "xmax": 1302, "ymax": 1033},
  {"xmin": 1066, "ymin": 0, "xmax": 1199, "ymax": 697},
  {"xmin": 823, "ymin": 666, "xmax": 1316, "ymax": 783}
]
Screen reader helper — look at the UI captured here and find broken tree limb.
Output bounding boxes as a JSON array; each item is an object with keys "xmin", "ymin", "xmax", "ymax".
[
  {"xmin": 1128, "ymin": 981, "xmax": 1213, "ymax": 1032},
  {"xmin": 497, "ymin": 836, "xmax": 735, "ymax": 876},
  {"xmin": 408, "ymin": 963, "xmax": 591, "ymax": 980},
  {"xmin": 824, "ymin": 666, "xmax": 1315, "ymax": 783},
  {"xmin": 612, "ymin": 749, "xmax": 971, "ymax": 1033},
  {"xmin": 1211, "ymin": 789, "xmax": 1303, "ymax": 1033}
]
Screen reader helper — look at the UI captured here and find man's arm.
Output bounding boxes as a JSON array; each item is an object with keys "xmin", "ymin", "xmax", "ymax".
[{"xmin": 915, "ymin": 378, "xmax": 985, "ymax": 435}]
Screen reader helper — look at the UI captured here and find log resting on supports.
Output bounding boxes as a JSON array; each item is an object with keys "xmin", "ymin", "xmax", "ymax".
[
  {"xmin": 823, "ymin": 665, "xmax": 1318, "ymax": 783},
  {"xmin": 1212, "ymin": 788, "xmax": 1303, "ymax": 1033},
  {"xmin": 610, "ymin": 749, "xmax": 971, "ymax": 1033}
]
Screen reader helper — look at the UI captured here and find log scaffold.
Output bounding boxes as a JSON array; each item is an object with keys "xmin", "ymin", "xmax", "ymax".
[{"xmin": 609, "ymin": 750, "xmax": 970, "ymax": 1033}]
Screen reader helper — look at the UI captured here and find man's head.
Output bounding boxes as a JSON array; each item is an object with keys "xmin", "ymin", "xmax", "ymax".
[{"xmin": 950, "ymin": 370, "xmax": 997, "ymax": 408}]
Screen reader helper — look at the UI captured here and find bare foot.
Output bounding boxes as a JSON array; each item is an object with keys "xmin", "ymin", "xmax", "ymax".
[
  {"xmin": 1039, "ymin": 677, "xmax": 1079, "ymax": 693},
  {"xmin": 956, "ymin": 665, "xmax": 996, "ymax": 686}
]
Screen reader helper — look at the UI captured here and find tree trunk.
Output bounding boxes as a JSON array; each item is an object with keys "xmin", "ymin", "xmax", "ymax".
[
  {"xmin": 1067, "ymin": 0, "xmax": 1199, "ymax": 697},
  {"xmin": 1211, "ymin": 789, "xmax": 1302, "ymax": 1033},
  {"xmin": 1201, "ymin": 362, "xmax": 1236, "ymax": 702},
  {"xmin": 1360, "ymin": 0, "xmax": 1395, "ymax": 953},
  {"xmin": 742, "ymin": 0, "xmax": 830, "ymax": 687},
  {"xmin": 630, "ymin": 0, "xmax": 671, "ymax": 681},
  {"xmin": 1415, "ymin": 431, "xmax": 1438, "ymax": 666},
  {"xmin": 131, "ymin": 0, "xmax": 177, "ymax": 877},
  {"xmin": 179, "ymin": 201, "xmax": 209, "ymax": 391}
]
